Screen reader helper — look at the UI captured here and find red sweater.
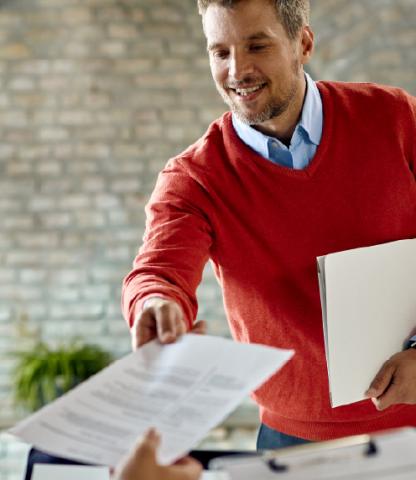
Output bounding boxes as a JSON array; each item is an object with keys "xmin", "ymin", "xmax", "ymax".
[{"xmin": 123, "ymin": 82, "xmax": 416, "ymax": 440}]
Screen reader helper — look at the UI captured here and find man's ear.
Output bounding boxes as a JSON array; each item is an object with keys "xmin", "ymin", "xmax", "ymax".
[{"xmin": 300, "ymin": 25, "xmax": 314, "ymax": 65}]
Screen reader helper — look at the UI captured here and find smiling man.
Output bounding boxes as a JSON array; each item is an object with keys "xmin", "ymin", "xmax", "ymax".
[{"xmin": 123, "ymin": 0, "xmax": 416, "ymax": 449}]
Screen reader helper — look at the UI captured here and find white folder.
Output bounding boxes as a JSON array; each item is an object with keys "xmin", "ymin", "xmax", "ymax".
[{"xmin": 317, "ymin": 238, "xmax": 416, "ymax": 407}]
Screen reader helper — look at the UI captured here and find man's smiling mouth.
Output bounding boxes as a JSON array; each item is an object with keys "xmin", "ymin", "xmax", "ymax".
[{"xmin": 229, "ymin": 83, "xmax": 267, "ymax": 97}]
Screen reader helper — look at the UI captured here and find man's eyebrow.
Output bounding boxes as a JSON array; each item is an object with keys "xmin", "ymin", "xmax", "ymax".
[
  {"xmin": 207, "ymin": 32, "xmax": 272, "ymax": 52},
  {"xmin": 245, "ymin": 32, "xmax": 271, "ymax": 41},
  {"xmin": 207, "ymin": 42, "xmax": 224, "ymax": 52}
]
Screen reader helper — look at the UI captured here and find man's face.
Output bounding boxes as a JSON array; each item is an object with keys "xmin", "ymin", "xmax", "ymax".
[{"xmin": 203, "ymin": 0, "xmax": 310, "ymax": 126}]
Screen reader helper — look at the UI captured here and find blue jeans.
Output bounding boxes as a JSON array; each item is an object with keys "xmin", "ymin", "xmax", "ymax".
[{"xmin": 257, "ymin": 423, "xmax": 312, "ymax": 450}]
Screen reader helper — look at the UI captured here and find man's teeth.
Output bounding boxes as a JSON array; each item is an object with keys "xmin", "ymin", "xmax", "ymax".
[{"xmin": 235, "ymin": 84, "xmax": 263, "ymax": 96}]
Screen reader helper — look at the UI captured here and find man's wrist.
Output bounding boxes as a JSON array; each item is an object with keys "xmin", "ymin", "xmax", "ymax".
[{"xmin": 404, "ymin": 335, "xmax": 416, "ymax": 350}]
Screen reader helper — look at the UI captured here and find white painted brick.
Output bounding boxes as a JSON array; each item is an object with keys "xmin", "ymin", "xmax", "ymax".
[
  {"xmin": 91, "ymin": 266, "xmax": 127, "ymax": 282},
  {"xmin": 0, "ymin": 43, "xmax": 30, "ymax": 60},
  {"xmin": 39, "ymin": 212, "xmax": 73, "ymax": 228},
  {"xmin": 38, "ymin": 127, "xmax": 69, "ymax": 141},
  {"xmin": 81, "ymin": 177, "xmax": 106, "ymax": 192},
  {"xmin": 49, "ymin": 287, "xmax": 80, "ymax": 302},
  {"xmin": 93, "ymin": 193, "xmax": 121, "ymax": 208},
  {"xmin": 33, "ymin": 110, "xmax": 55, "ymax": 125},
  {"xmin": 8, "ymin": 77, "xmax": 36, "ymax": 91},
  {"xmin": 74, "ymin": 211, "xmax": 106, "ymax": 227},
  {"xmin": 76, "ymin": 143, "xmax": 110, "ymax": 158},
  {"xmin": 6, "ymin": 162, "xmax": 32, "ymax": 175},
  {"xmin": 99, "ymin": 41, "xmax": 126, "ymax": 57},
  {"xmin": 108, "ymin": 24, "xmax": 138, "ymax": 39},
  {"xmin": 0, "ymin": 199, "xmax": 22, "ymax": 211},
  {"xmin": 36, "ymin": 161, "xmax": 62, "ymax": 175},
  {"xmin": 40, "ymin": 179, "xmax": 73, "ymax": 193},
  {"xmin": 64, "ymin": 42, "xmax": 91, "ymax": 57},
  {"xmin": 0, "ymin": 145, "xmax": 15, "ymax": 159},
  {"xmin": 0, "ymin": 111, "xmax": 28, "ymax": 128},
  {"xmin": 82, "ymin": 284, "xmax": 111, "ymax": 300},
  {"xmin": 113, "ymin": 143, "xmax": 141, "ymax": 158},
  {"xmin": 19, "ymin": 269, "xmax": 47, "ymax": 283},
  {"xmin": 47, "ymin": 250, "xmax": 84, "ymax": 265},
  {"xmin": 83, "ymin": 92, "xmax": 111, "ymax": 109},
  {"xmin": 49, "ymin": 303, "xmax": 103, "ymax": 319},
  {"xmin": 12, "ymin": 59, "xmax": 50, "ymax": 75},
  {"xmin": 50, "ymin": 269, "xmax": 87, "ymax": 285},
  {"xmin": 0, "ymin": 285, "xmax": 42, "ymax": 300},
  {"xmin": 27, "ymin": 195, "xmax": 56, "ymax": 212},
  {"xmin": 0, "ymin": 307, "xmax": 12, "ymax": 323},
  {"xmin": 39, "ymin": 75, "xmax": 69, "ymax": 90},
  {"xmin": 3, "ymin": 216, "xmax": 33, "ymax": 230},
  {"xmin": 117, "ymin": 161, "xmax": 145, "ymax": 174},
  {"xmin": 0, "ymin": 93, "xmax": 10, "ymax": 107},
  {"xmin": 103, "ymin": 245, "xmax": 130, "ymax": 261},
  {"xmin": 53, "ymin": 144, "xmax": 73, "ymax": 158},
  {"xmin": 113, "ymin": 59, "xmax": 153, "ymax": 74},
  {"xmin": 60, "ymin": 7, "xmax": 92, "ymax": 24},
  {"xmin": 59, "ymin": 194, "xmax": 91, "ymax": 210},
  {"xmin": 0, "ymin": 270, "xmax": 15, "ymax": 283},
  {"xmin": 61, "ymin": 233, "xmax": 83, "ymax": 248},
  {"xmin": 18, "ymin": 145, "xmax": 50, "ymax": 160},
  {"xmin": 110, "ymin": 178, "xmax": 141, "ymax": 193},
  {"xmin": 58, "ymin": 110, "xmax": 94, "ymax": 125},
  {"xmin": 0, "ymin": 235, "xmax": 12, "ymax": 249}
]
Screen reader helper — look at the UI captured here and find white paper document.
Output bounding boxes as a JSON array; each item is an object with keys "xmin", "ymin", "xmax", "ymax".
[
  {"xmin": 10, "ymin": 334, "xmax": 293, "ymax": 466},
  {"xmin": 317, "ymin": 238, "xmax": 416, "ymax": 407},
  {"xmin": 32, "ymin": 464, "xmax": 109, "ymax": 480}
]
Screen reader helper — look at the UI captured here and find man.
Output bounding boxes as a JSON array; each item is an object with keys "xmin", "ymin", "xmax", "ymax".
[{"xmin": 122, "ymin": 0, "xmax": 416, "ymax": 450}]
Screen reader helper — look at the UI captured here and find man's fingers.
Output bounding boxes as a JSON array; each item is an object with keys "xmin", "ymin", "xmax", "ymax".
[
  {"xmin": 371, "ymin": 380, "xmax": 403, "ymax": 411},
  {"xmin": 191, "ymin": 320, "xmax": 207, "ymax": 335},
  {"xmin": 132, "ymin": 310, "xmax": 157, "ymax": 350},
  {"xmin": 154, "ymin": 303, "xmax": 186, "ymax": 344},
  {"xmin": 131, "ymin": 299, "xmax": 187, "ymax": 348},
  {"xmin": 365, "ymin": 362, "xmax": 395, "ymax": 398},
  {"xmin": 134, "ymin": 428, "xmax": 160, "ymax": 460},
  {"xmin": 113, "ymin": 428, "xmax": 161, "ymax": 480}
]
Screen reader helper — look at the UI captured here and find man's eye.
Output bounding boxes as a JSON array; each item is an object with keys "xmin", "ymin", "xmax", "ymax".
[
  {"xmin": 250, "ymin": 44, "xmax": 266, "ymax": 52},
  {"xmin": 214, "ymin": 50, "xmax": 229, "ymax": 59}
]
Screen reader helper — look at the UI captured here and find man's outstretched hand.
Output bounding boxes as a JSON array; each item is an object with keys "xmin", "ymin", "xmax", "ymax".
[
  {"xmin": 365, "ymin": 348, "xmax": 416, "ymax": 410},
  {"xmin": 131, "ymin": 297, "xmax": 206, "ymax": 350},
  {"xmin": 113, "ymin": 428, "xmax": 202, "ymax": 480}
]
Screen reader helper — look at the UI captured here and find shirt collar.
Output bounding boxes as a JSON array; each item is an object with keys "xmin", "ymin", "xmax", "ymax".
[
  {"xmin": 232, "ymin": 73, "xmax": 322, "ymax": 157},
  {"xmin": 298, "ymin": 73, "xmax": 322, "ymax": 146}
]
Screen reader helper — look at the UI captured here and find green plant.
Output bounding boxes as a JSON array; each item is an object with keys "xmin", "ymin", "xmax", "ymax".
[{"xmin": 13, "ymin": 341, "xmax": 113, "ymax": 412}]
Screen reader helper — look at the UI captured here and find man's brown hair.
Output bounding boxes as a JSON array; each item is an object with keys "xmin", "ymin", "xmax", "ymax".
[{"xmin": 197, "ymin": 0, "xmax": 310, "ymax": 40}]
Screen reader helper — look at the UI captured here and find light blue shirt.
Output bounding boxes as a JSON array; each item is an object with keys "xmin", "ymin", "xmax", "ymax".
[{"xmin": 232, "ymin": 73, "xmax": 323, "ymax": 169}]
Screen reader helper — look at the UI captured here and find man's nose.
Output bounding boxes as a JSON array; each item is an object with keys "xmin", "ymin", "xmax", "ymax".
[{"xmin": 228, "ymin": 52, "xmax": 253, "ymax": 82}]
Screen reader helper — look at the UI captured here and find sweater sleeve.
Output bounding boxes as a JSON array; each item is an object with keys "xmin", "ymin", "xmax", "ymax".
[
  {"xmin": 403, "ymin": 92, "xmax": 416, "ymax": 176},
  {"xmin": 122, "ymin": 158, "xmax": 214, "ymax": 329}
]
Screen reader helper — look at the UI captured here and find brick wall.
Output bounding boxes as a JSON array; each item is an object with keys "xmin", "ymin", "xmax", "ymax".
[
  {"xmin": 0, "ymin": 0, "xmax": 415, "ymax": 432},
  {"xmin": 0, "ymin": 0, "xmax": 227, "ymax": 428}
]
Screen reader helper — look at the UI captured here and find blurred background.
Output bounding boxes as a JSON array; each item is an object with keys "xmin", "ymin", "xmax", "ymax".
[{"xmin": 0, "ymin": 0, "xmax": 415, "ymax": 478}]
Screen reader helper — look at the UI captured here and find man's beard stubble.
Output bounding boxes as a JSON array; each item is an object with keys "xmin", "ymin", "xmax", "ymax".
[{"xmin": 218, "ymin": 60, "xmax": 301, "ymax": 126}]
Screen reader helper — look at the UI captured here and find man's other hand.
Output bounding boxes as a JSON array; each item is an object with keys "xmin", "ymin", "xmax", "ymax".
[
  {"xmin": 131, "ymin": 297, "xmax": 206, "ymax": 350},
  {"xmin": 113, "ymin": 428, "xmax": 202, "ymax": 480},
  {"xmin": 365, "ymin": 349, "xmax": 416, "ymax": 410}
]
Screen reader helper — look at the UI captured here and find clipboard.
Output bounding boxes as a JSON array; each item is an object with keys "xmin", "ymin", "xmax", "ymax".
[{"xmin": 209, "ymin": 428, "xmax": 416, "ymax": 479}]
